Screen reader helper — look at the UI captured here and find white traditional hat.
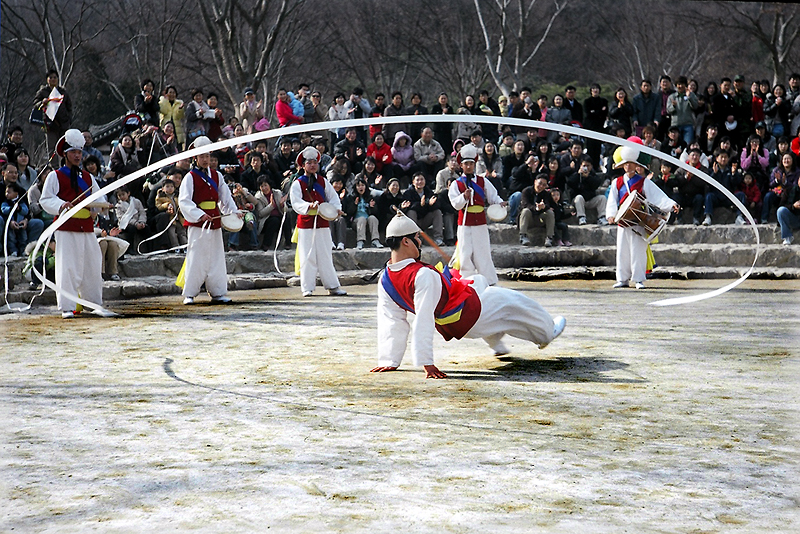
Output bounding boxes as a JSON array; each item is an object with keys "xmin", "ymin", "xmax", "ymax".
[
  {"xmin": 457, "ymin": 144, "xmax": 479, "ymax": 164},
  {"xmin": 188, "ymin": 136, "xmax": 212, "ymax": 150},
  {"xmin": 296, "ymin": 146, "xmax": 321, "ymax": 168},
  {"xmin": 55, "ymin": 129, "xmax": 85, "ymax": 157},
  {"xmin": 386, "ymin": 211, "xmax": 421, "ymax": 238},
  {"xmin": 613, "ymin": 145, "xmax": 640, "ymax": 168}
]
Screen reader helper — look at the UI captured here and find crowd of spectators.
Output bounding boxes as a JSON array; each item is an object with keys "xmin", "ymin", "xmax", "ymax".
[{"xmin": 4, "ymin": 71, "xmax": 800, "ymax": 265}]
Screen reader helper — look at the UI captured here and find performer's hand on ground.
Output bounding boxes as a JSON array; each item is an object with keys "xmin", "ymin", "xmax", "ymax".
[
  {"xmin": 370, "ymin": 366, "xmax": 398, "ymax": 373},
  {"xmin": 424, "ymin": 365, "xmax": 447, "ymax": 379}
]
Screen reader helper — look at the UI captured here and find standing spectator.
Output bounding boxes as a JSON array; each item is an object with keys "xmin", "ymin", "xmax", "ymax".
[
  {"xmin": 583, "ymin": 83, "xmax": 608, "ymax": 167},
  {"xmin": 134, "ymin": 79, "xmax": 160, "ymax": 126},
  {"xmin": 368, "ymin": 92, "xmax": 386, "ymax": 143},
  {"xmin": 732, "ymin": 75, "xmax": 753, "ymax": 145},
  {"xmin": 477, "ymin": 90, "xmax": 502, "ymax": 144},
  {"xmin": 185, "ymin": 88, "xmax": 214, "ymax": 143},
  {"xmin": 383, "ymin": 92, "xmax": 408, "ymax": 145},
  {"xmin": 327, "ymin": 92, "xmax": 349, "ymax": 143},
  {"xmin": 296, "ymin": 83, "xmax": 315, "ymax": 123},
  {"xmin": 655, "ymin": 75, "xmax": 676, "ymax": 141},
  {"xmin": 238, "ymin": 87, "xmax": 264, "ymax": 135},
  {"xmin": 33, "ymin": 69, "xmax": 72, "ymax": 162},
  {"xmin": 666, "ymin": 76, "xmax": 699, "ymax": 144},
  {"xmin": 563, "ymin": 85, "xmax": 583, "ymax": 124},
  {"xmin": 159, "ymin": 85, "xmax": 186, "ymax": 148},
  {"xmin": 609, "ymin": 87, "xmax": 635, "ymax": 138},
  {"xmin": 455, "ymin": 95, "xmax": 481, "ymax": 142},
  {"xmin": 633, "ymin": 80, "xmax": 660, "ymax": 135},
  {"xmin": 545, "ymin": 95, "xmax": 571, "ymax": 144},
  {"xmin": 275, "ymin": 88, "xmax": 303, "ymax": 128},
  {"xmin": 309, "ymin": 90, "xmax": 328, "ymax": 138},
  {"xmin": 751, "ymin": 80, "xmax": 767, "ymax": 126},
  {"xmin": 430, "ymin": 92, "xmax": 455, "ymax": 153},
  {"xmin": 763, "ymin": 84, "xmax": 790, "ymax": 138},
  {"xmin": 788, "ymin": 73, "xmax": 800, "ymax": 136},
  {"xmin": 344, "ymin": 87, "xmax": 372, "ymax": 145},
  {"xmin": 712, "ymin": 78, "xmax": 737, "ymax": 145},
  {"xmin": 205, "ymin": 93, "xmax": 225, "ymax": 142},
  {"xmin": 700, "ymin": 81, "xmax": 719, "ymax": 134}
]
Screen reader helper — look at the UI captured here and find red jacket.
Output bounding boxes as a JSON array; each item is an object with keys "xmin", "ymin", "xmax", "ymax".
[
  {"xmin": 367, "ymin": 142, "xmax": 393, "ymax": 172},
  {"xmin": 275, "ymin": 99, "xmax": 302, "ymax": 127}
]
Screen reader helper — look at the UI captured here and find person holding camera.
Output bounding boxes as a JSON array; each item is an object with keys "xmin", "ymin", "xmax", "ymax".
[
  {"xmin": 135, "ymin": 79, "xmax": 161, "ymax": 127},
  {"xmin": 566, "ymin": 156, "xmax": 608, "ymax": 225}
]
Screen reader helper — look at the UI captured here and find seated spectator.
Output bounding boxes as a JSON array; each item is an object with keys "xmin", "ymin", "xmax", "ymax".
[
  {"xmin": 507, "ymin": 153, "xmax": 540, "ymax": 223},
  {"xmin": 227, "ymin": 182, "xmax": 258, "ymax": 250},
  {"xmin": 652, "ymin": 161, "xmax": 679, "ymax": 222},
  {"xmin": 402, "ymin": 172, "xmax": 444, "ymax": 246},
  {"xmin": 641, "ymin": 125, "xmax": 662, "ymax": 172},
  {"xmin": 739, "ymin": 134, "xmax": 770, "ymax": 192},
  {"xmin": 662, "ymin": 126, "xmax": 687, "ymax": 160},
  {"xmin": 544, "ymin": 156, "xmax": 564, "ymax": 192},
  {"xmin": 2, "ymin": 126, "xmax": 24, "ymax": 166},
  {"xmin": 476, "ymin": 142, "xmax": 503, "ymax": 195},
  {"xmin": 549, "ymin": 187, "xmax": 573, "ymax": 246},
  {"xmin": 763, "ymin": 152, "xmax": 799, "ymax": 223},
  {"xmin": 344, "ymin": 179, "xmax": 382, "ymax": 249},
  {"xmin": 356, "ymin": 157, "xmax": 386, "ymax": 190},
  {"xmin": 435, "ymin": 156, "xmax": 461, "ymax": 195},
  {"xmin": 413, "ymin": 127, "xmax": 446, "ymax": 185},
  {"xmin": 214, "ymin": 144, "xmax": 242, "ymax": 184},
  {"xmin": 738, "ymin": 171, "xmax": 762, "ymax": 223},
  {"xmin": 328, "ymin": 176, "xmax": 348, "ymax": 250},
  {"xmin": 498, "ymin": 131, "xmax": 516, "ymax": 158},
  {"xmin": 185, "ymin": 88, "xmax": 214, "ymax": 143},
  {"xmin": 700, "ymin": 124, "xmax": 720, "ymax": 157},
  {"xmin": 679, "ymin": 140, "xmax": 710, "ymax": 168},
  {"xmin": 558, "ymin": 140, "xmax": 585, "ymax": 182},
  {"xmin": 241, "ymin": 151, "xmax": 276, "ymax": 192},
  {"xmin": 254, "ymin": 177, "xmax": 286, "ymax": 251},
  {"xmin": 376, "ymin": 177, "xmax": 410, "ymax": 233},
  {"xmin": 519, "ymin": 175, "xmax": 556, "ymax": 247},
  {"xmin": 501, "ymin": 139, "xmax": 528, "ymax": 190},
  {"xmin": 273, "ymin": 138, "xmax": 297, "ymax": 185},
  {"xmin": 154, "ymin": 178, "xmax": 187, "ymax": 249},
  {"xmin": 81, "ymin": 155, "xmax": 108, "ymax": 203},
  {"xmin": 566, "ymin": 156, "xmax": 608, "ymax": 225},
  {"xmin": 81, "ymin": 131, "xmax": 105, "ymax": 170},
  {"xmin": 334, "ymin": 127, "xmax": 367, "ymax": 174},
  {"xmin": 777, "ymin": 170, "xmax": 800, "ymax": 245},
  {"xmin": 366, "ymin": 132, "xmax": 393, "ymax": 178},
  {"xmin": 115, "ymin": 186, "xmax": 149, "ymax": 253},
  {"xmin": 703, "ymin": 149, "xmax": 746, "ymax": 226},
  {"xmin": 2, "ymin": 183, "xmax": 31, "ymax": 256},
  {"xmin": 674, "ymin": 149, "xmax": 708, "ymax": 225},
  {"xmin": 391, "ymin": 131, "xmax": 415, "ymax": 187},
  {"xmin": 94, "ymin": 212, "xmax": 125, "ymax": 281},
  {"xmin": 109, "ymin": 133, "xmax": 142, "ymax": 180},
  {"xmin": 326, "ymin": 156, "xmax": 355, "ymax": 194},
  {"xmin": 754, "ymin": 121, "xmax": 776, "ymax": 155},
  {"xmin": 769, "ymin": 136, "xmax": 791, "ymax": 169}
]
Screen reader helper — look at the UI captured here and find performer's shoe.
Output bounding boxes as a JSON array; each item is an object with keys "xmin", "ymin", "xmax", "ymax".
[
  {"xmin": 302, "ymin": 291, "xmax": 313, "ymax": 297},
  {"xmin": 612, "ymin": 281, "xmax": 629, "ymax": 288},
  {"xmin": 539, "ymin": 316, "xmax": 566, "ymax": 349},
  {"xmin": 493, "ymin": 341, "xmax": 510, "ymax": 356},
  {"xmin": 61, "ymin": 310, "xmax": 80, "ymax": 319},
  {"xmin": 328, "ymin": 287, "xmax": 347, "ymax": 296},
  {"xmin": 210, "ymin": 296, "xmax": 232, "ymax": 304},
  {"xmin": 91, "ymin": 308, "xmax": 118, "ymax": 318},
  {"xmin": 635, "ymin": 282, "xmax": 646, "ymax": 289},
  {"xmin": 182, "ymin": 297, "xmax": 195, "ymax": 305}
]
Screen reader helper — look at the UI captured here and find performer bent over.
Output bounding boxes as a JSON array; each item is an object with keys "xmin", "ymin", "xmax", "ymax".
[
  {"xmin": 371, "ymin": 213, "xmax": 566, "ymax": 379},
  {"xmin": 447, "ymin": 144, "xmax": 506, "ymax": 285},
  {"xmin": 178, "ymin": 136, "xmax": 240, "ymax": 304},
  {"xmin": 290, "ymin": 146, "xmax": 346, "ymax": 297},
  {"xmin": 607, "ymin": 146, "xmax": 679, "ymax": 289},
  {"xmin": 39, "ymin": 129, "xmax": 106, "ymax": 318}
]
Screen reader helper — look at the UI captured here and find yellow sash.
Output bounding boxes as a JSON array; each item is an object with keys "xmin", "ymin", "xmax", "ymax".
[{"xmin": 198, "ymin": 201, "xmax": 217, "ymax": 210}]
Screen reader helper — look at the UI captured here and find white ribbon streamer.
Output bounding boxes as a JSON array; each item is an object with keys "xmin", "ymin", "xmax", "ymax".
[{"xmin": 26, "ymin": 114, "xmax": 759, "ymax": 312}]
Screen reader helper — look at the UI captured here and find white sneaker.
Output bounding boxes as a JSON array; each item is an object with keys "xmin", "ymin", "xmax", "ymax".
[
  {"xmin": 597, "ymin": 216, "xmax": 609, "ymax": 226},
  {"xmin": 539, "ymin": 316, "xmax": 566, "ymax": 349},
  {"xmin": 612, "ymin": 281, "xmax": 629, "ymax": 288},
  {"xmin": 372, "ymin": 239, "xmax": 384, "ymax": 248},
  {"xmin": 544, "ymin": 237, "xmax": 553, "ymax": 247},
  {"xmin": 210, "ymin": 296, "xmax": 232, "ymax": 304},
  {"xmin": 328, "ymin": 287, "xmax": 347, "ymax": 296},
  {"xmin": 356, "ymin": 240, "xmax": 364, "ymax": 250},
  {"xmin": 520, "ymin": 235, "xmax": 531, "ymax": 246},
  {"xmin": 302, "ymin": 291, "xmax": 313, "ymax": 297},
  {"xmin": 735, "ymin": 214, "xmax": 746, "ymax": 225},
  {"xmin": 110, "ymin": 274, "xmax": 121, "ymax": 281},
  {"xmin": 702, "ymin": 215, "xmax": 711, "ymax": 226},
  {"xmin": 578, "ymin": 216, "xmax": 587, "ymax": 225},
  {"xmin": 182, "ymin": 297, "xmax": 195, "ymax": 305},
  {"xmin": 336, "ymin": 242, "xmax": 345, "ymax": 250},
  {"xmin": 635, "ymin": 282, "xmax": 646, "ymax": 290},
  {"xmin": 493, "ymin": 341, "xmax": 510, "ymax": 357},
  {"xmin": 62, "ymin": 310, "xmax": 78, "ymax": 319},
  {"xmin": 783, "ymin": 236, "xmax": 794, "ymax": 246}
]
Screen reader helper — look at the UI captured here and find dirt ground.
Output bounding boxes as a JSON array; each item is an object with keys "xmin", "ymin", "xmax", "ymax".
[{"xmin": 1, "ymin": 279, "xmax": 799, "ymax": 533}]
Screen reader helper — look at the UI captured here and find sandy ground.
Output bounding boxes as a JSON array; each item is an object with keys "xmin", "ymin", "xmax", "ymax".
[{"xmin": 1, "ymin": 279, "xmax": 799, "ymax": 533}]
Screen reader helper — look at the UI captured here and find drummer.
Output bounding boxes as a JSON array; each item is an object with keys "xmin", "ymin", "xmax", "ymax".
[
  {"xmin": 606, "ymin": 146, "xmax": 679, "ymax": 289},
  {"xmin": 447, "ymin": 144, "xmax": 507, "ymax": 285},
  {"xmin": 290, "ymin": 146, "xmax": 347, "ymax": 297},
  {"xmin": 178, "ymin": 136, "xmax": 241, "ymax": 305}
]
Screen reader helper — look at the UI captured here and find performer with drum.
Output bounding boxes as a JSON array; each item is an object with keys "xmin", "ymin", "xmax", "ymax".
[
  {"xmin": 290, "ymin": 146, "xmax": 347, "ymax": 297},
  {"xmin": 606, "ymin": 146, "xmax": 679, "ymax": 289},
  {"xmin": 178, "ymin": 136, "xmax": 241, "ymax": 305},
  {"xmin": 371, "ymin": 212, "xmax": 566, "ymax": 379},
  {"xmin": 447, "ymin": 145, "xmax": 507, "ymax": 285},
  {"xmin": 39, "ymin": 129, "xmax": 109, "ymax": 318}
]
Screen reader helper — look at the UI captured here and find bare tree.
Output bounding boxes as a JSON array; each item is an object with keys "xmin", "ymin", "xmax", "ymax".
[
  {"xmin": 712, "ymin": 2, "xmax": 800, "ymax": 85},
  {"xmin": 473, "ymin": 0, "xmax": 568, "ymax": 95}
]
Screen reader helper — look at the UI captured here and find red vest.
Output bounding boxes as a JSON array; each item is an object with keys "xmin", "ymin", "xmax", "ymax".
[
  {"xmin": 454, "ymin": 175, "xmax": 487, "ymax": 226},
  {"xmin": 54, "ymin": 167, "xmax": 94, "ymax": 232},
  {"xmin": 615, "ymin": 173, "xmax": 645, "ymax": 207},
  {"xmin": 186, "ymin": 168, "xmax": 222, "ymax": 229},
  {"xmin": 296, "ymin": 173, "xmax": 330, "ymax": 229},
  {"xmin": 381, "ymin": 261, "xmax": 481, "ymax": 341}
]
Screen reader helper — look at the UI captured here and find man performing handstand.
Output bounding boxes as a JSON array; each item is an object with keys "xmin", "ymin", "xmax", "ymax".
[{"xmin": 371, "ymin": 212, "xmax": 566, "ymax": 379}]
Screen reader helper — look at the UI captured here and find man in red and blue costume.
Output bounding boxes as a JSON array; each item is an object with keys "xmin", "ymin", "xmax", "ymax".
[{"xmin": 372, "ymin": 212, "xmax": 566, "ymax": 379}]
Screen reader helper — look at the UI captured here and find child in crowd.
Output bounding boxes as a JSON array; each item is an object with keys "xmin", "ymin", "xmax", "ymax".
[
  {"xmin": 94, "ymin": 211, "xmax": 126, "ymax": 281},
  {"xmin": 329, "ymin": 176, "xmax": 348, "ymax": 250},
  {"xmin": 738, "ymin": 172, "xmax": 762, "ymax": 222},
  {"xmin": 228, "ymin": 182, "xmax": 258, "ymax": 250},
  {"xmin": 2, "ymin": 183, "xmax": 30, "ymax": 256},
  {"xmin": 346, "ymin": 179, "xmax": 382, "ymax": 249},
  {"xmin": 254, "ymin": 177, "xmax": 286, "ymax": 251},
  {"xmin": 498, "ymin": 131, "xmax": 516, "ymax": 158},
  {"xmin": 154, "ymin": 178, "xmax": 187, "ymax": 248},
  {"xmin": 549, "ymin": 187, "xmax": 573, "ymax": 246},
  {"xmin": 115, "ymin": 186, "xmax": 149, "ymax": 253}
]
